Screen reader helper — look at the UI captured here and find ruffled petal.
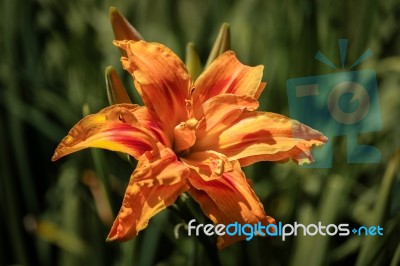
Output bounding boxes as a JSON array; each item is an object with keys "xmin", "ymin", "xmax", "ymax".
[
  {"xmin": 181, "ymin": 150, "xmax": 232, "ymax": 181},
  {"xmin": 107, "ymin": 144, "xmax": 190, "ymax": 241},
  {"xmin": 193, "ymin": 94, "xmax": 258, "ymax": 142},
  {"xmin": 52, "ymin": 104, "xmax": 159, "ymax": 161},
  {"xmin": 114, "ymin": 40, "xmax": 192, "ymax": 141},
  {"xmin": 202, "ymin": 111, "xmax": 328, "ymax": 167},
  {"xmin": 188, "ymin": 160, "xmax": 275, "ymax": 249},
  {"xmin": 193, "ymin": 51, "xmax": 264, "ymax": 110}
]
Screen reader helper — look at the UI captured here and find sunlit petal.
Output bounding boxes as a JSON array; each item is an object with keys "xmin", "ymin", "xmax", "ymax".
[
  {"xmin": 193, "ymin": 51, "xmax": 264, "ymax": 110},
  {"xmin": 205, "ymin": 111, "xmax": 328, "ymax": 166},
  {"xmin": 181, "ymin": 150, "xmax": 232, "ymax": 181},
  {"xmin": 254, "ymin": 81, "xmax": 266, "ymax": 100},
  {"xmin": 193, "ymin": 94, "xmax": 258, "ymax": 141},
  {"xmin": 114, "ymin": 40, "xmax": 192, "ymax": 141},
  {"xmin": 52, "ymin": 104, "xmax": 158, "ymax": 161},
  {"xmin": 132, "ymin": 106, "xmax": 171, "ymax": 148},
  {"xmin": 134, "ymin": 143, "xmax": 190, "ymax": 187},
  {"xmin": 107, "ymin": 145, "xmax": 189, "ymax": 241},
  {"xmin": 188, "ymin": 160, "xmax": 275, "ymax": 249}
]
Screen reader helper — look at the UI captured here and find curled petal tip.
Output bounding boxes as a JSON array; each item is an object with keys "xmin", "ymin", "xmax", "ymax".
[
  {"xmin": 106, "ymin": 230, "xmax": 119, "ymax": 242},
  {"xmin": 50, "ymin": 105, "xmax": 158, "ymax": 162},
  {"xmin": 51, "ymin": 152, "xmax": 59, "ymax": 161}
]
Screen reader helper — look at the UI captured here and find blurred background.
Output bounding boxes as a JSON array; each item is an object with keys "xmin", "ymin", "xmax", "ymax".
[{"xmin": 1, "ymin": 0, "xmax": 399, "ymax": 265}]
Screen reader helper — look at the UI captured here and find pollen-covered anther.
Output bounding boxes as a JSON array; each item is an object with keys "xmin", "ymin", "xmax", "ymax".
[
  {"xmin": 213, "ymin": 158, "xmax": 224, "ymax": 176},
  {"xmin": 185, "ymin": 118, "xmax": 198, "ymax": 129}
]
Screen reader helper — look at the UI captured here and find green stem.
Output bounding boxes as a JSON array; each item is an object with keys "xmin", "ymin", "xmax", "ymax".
[
  {"xmin": 171, "ymin": 195, "xmax": 222, "ymax": 266},
  {"xmin": 90, "ymin": 149, "xmax": 118, "ymax": 217}
]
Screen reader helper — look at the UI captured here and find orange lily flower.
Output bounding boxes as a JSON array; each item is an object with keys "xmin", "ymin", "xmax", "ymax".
[{"xmin": 52, "ymin": 40, "xmax": 327, "ymax": 249}]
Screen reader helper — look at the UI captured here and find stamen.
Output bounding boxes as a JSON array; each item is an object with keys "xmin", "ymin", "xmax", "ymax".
[
  {"xmin": 214, "ymin": 158, "xmax": 224, "ymax": 176},
  {"xmin": 173, "ymin": 118, "xmax": 198, "ymax": 153},
  {"xmin": 186, "ymin": 118, "xmax": 198, "ymax": 129}
]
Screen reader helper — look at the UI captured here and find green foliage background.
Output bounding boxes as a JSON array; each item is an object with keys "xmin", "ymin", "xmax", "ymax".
[{"xmin": 1, "ymin": 0, "xmax": 399, "ymax": 265}]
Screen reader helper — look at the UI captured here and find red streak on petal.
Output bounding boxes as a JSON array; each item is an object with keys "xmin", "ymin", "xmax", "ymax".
[
  {"xmin": 224, "ymin": 78, "xmax": 239, "ymax": 94},
  {"xmin": 103, "ymin": 124, "xmax": 155, "ymax": 153},
  {"xmin": 112, "ymin": 136, "xmax": 153, "ymax": 153}
]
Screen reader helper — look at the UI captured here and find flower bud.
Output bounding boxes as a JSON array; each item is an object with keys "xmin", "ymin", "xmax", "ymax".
[
  {"xmin": 185, "ymin": 42, "xmax": 202, "ymax": 80},
  {"xmin": 105, "ymin": 66, "xmax": 132, "ymax": 105},
  {"xmin": 205, "ymin": 23, "xmax": 231, "ymax": 68}
]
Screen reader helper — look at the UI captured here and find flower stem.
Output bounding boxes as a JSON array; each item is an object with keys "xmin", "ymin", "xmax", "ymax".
[{"xmin": 171, "ymin": 194, "xmax": 222, "ymax": 266}]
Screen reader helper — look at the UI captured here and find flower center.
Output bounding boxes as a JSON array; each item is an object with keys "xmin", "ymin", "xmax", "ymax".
[{"xmin": 173, "ymin": 117, "xmax": 198, "ymax": 155}]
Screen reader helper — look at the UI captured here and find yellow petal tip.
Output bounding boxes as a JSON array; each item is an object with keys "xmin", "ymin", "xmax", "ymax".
[
  {"xmin": 105, "ymin": 235, "xmax": 116, "ymax": 242},
  {"xmin": 51, "ymin": 152, "xmax": 59, "ymax": 162}
]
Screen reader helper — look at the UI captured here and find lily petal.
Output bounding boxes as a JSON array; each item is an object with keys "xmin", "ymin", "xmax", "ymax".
[
  {"xmin": 194, "ymin": 94, "xmax": 259, "ymax": 141},
  {"xmin": 208, "ymin": 112, "xmax": 328, "ymax": 167},
  {"xmin": 188, "ymin": 160, "xmax": 275, "ymax": 249},
  {"xmin": 254, "ymin": 82, "xmax": 267, "ymax": 100},
  {"xmin": 114, "ymin": 40, "xmax": 192, "ymax": 141},
  {"xmin": 134, "ymin": 143, "xmax": 189, "ymax": 187},
  {"xmin": 107, "ymin": 145, "xmax": 189, "ymax": 241},
  {"xmin": 181, "ymin": 150, "xmax": 232, "ymax": 181},
  {"xmin": 52, "ymin": 104, "xmax": 158, "ymax": 161},
  {"xmin": 193, "ymin": 51, "xmax": 264, "ymax": 110},
  {"xmin": 132, "ymin": 106, "xmax": 171, "ymax": 148}
]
